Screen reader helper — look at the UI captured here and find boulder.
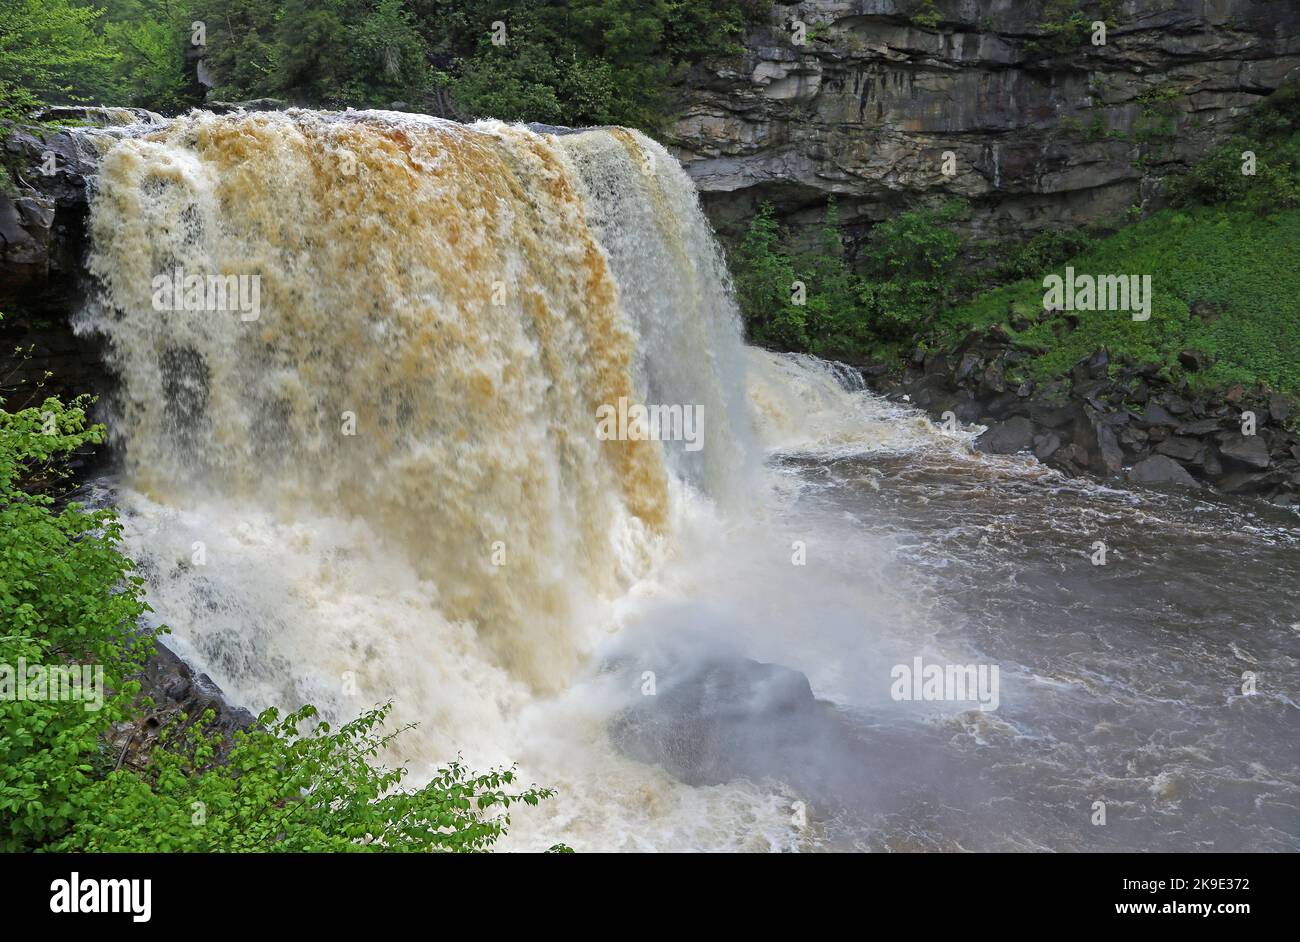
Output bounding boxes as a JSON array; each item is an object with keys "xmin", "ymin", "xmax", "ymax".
[
  {"xmin": 975, "ymin": 416, "xmax": 1037, "ymax": 455},
  {"xmin": 1128, "ymin": 455, "xmax": 1200, "ymax": 489},
  {"xmin": 1219, "ymin": 434, "xmax": 1271, "ymax": 470}
]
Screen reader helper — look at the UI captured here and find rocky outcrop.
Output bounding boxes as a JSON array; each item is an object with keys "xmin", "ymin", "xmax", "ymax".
[
  {"xmin": 107, "ymin": 640, "xmax": 257, "ymax": 774},
  {"xmin": 875, "ymin": 322, "xmax": 1300, "ymax": 503},
  {"xmin": 0, "ymin": 110, "xmax": 161, "ymax": 425},
  {"xmin": 671, "ymin": 0, "xmax": 1300, "ymax": 248}
]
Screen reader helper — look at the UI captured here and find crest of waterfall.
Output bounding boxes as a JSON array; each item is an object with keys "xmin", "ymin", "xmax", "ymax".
[{"xmin": 79, "ymin": 109, "xmax": 752, "ymax": 692}]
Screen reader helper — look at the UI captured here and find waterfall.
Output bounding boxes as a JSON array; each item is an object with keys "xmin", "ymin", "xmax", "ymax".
[
  {"xmin": 80, "ymin": 110, "xmax": 751, "ymax": 696},
  {"xmin": 76, "ymin": 110, "xmax": 934, "ymax": 850}
]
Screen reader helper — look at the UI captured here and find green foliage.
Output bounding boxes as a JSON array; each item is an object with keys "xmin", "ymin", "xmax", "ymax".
[
  {"xmin": 0, "ymin": 0, "xmax": 117, "ymax": 119},
  {"xmin": 423, "ymin": 0, "xmax": 762, "ymax": 130},
  {"xmin": 3, "ymin": 0, "xmax": 764, "ymax": 129},
  {"xmin": 193, "ymin": 0, "xmax": 432, "ymax": 107},
  {"xmin": 731, "ymin": 199, "xmax": 966, "ymax": 357},
  {"xmin": 939, "ymin": 207, "xmax": 1300, "ymax": 396},
  {"xmin": 1031, "ymin": 0, "xmax": 1120, "ymax": 54},
  {"xmin": 910, "ymin": 0, "xmax": 941, "ymax": 29},
  {"xmin": 0, "ymin": 388, "xmax": 555, "ymax": 851},
  {"xmin": 62, "ymin": 702, "xmax": 555, "ymax": 852},
  {"xmin": 732, "ymin": 203, "xmax": 806, "ymax": 350},
  {"xmin": 856, "ymin": 200, "xmax": 963, "ymax": 342},
  {"xmin": 0, "ymin": 394, "xmax": 143, "ymax": 850},
  {"xmin": 1166, "ymin": 83, "xmax": 1300, "ymax": 212},
  {"xmin": 993, "ymin": 228, "xmax": 1095, "ymax": 283}
]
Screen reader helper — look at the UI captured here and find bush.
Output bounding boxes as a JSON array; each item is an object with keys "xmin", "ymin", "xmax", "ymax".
[
  {"xmin": 61, "ymin": 702, "xmax": 556, "ymax": 852},
  {"xmin": 0, "ymin": 394, "xmax": 144, "ymax": 850},
  {"xmin": 730, "ymin": 199, "xmax": 967, "ymax": 356},
  {"xmin": 856, "ymin": 201, "xmax": 964, "ymax": 341},
  {"xmin": 1166, "ymin": 83, "xmax": 1300, "ymax": 212}
]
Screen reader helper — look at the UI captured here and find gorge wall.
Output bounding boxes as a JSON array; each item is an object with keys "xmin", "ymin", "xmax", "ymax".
[{"xmin": 669, "ymin": 0, "xmax": 1300, "ymax": 249}]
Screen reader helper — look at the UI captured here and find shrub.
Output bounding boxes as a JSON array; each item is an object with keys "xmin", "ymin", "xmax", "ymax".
[{"xmin": 61, "ymin": 702, "xmax": 556, "ymax": 852}]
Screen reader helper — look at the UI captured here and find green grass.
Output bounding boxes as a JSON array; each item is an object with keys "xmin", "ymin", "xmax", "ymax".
[{"xmin": 938, "ymin": 206, "xmax": 1300, "ymax": 395}]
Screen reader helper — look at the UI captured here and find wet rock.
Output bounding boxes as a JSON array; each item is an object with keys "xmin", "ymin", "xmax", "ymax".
[
  {"xmin": 107, "ymin": 639, "xmax": 256, "ymax": 774},
  {"xmin": 954, "ymin": 352, "xmax": 982, "ymax": 383},
  {"xmin": 975, "ymin": 416, "xmax": 1037, "ymax": 455},
  {"xmin": 1219, "ymin": 434, "xmax": 1271, "ymax": 470},
  {"xmin": 1216, "ymin": 470, "xmax": 1276, "ymax": 495},
  {"xmin": 979, "ymin": 359, "xmax": 1007, "ymax": 395},
  {"xmin": 1177, "ymin": 418, "xmax": 1223, "ymax": 436},
  {"xmin": 1033, "ymin": 432, "xmax": 1062, "ymax": 460},
  {"xmin": 1075, "ymin": 406, "xmax": 1124, "ymax": 475},
  {"xmin": 1128, "ymin": 455, "xmax": 1200, "ymax": 489},
  {"xmin": 1156, "ymin": 436, "xmax": 1202, "ymax": 464},
  {"xmin": 0, "ymin": 195, "xmax": 55, "ymax": 287},
  {"xmin": 1136, "ymin": 403, "xmax": 1180, "ymax": 428}
]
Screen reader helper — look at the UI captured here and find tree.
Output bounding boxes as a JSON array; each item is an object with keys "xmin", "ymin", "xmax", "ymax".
[{"xmin": 0, "ymin": 0, "xmax": 117, "ymax": 118}]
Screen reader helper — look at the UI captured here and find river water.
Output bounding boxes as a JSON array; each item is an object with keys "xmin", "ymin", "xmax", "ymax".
[{"xmin": 76, "ymin": 111, "xmax": 1299, "ymax": 852}]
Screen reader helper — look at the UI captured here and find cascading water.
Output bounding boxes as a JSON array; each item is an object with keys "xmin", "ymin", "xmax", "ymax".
[
  {"xmin": 78, "ymin": 110, "xmax": 812, "ymax": 850},
  {"xmin": 76, "ymin": 110, "xmax": 1300, "ymax": 852},
  {"xmin": 81, "ymin": 111, "xmax": 754, "ymax": 691}
]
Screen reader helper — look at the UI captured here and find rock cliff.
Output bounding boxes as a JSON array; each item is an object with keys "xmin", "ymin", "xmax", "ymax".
[{"xmin": 670, "ymin": 0, "xmax": 1300, "ymax": 248}]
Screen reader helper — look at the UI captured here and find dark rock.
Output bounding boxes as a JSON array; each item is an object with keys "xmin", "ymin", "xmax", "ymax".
[
  {"xmin": 1177, "ymin": 418, "xmax": 1223, "ymax": 436},
  {"xmin": 606, "ymin": 649, "xmax": 932, "ymax": 813},
  {"xmin": 1033, "ymin": 432, "xmax": 1062, "ymax": 460},
  {"xmin": 1135, "ymin": 403, "xmax": 1180, "ymax": 428},
  {"xmin": 1216, "ymin": 470, "xmax": 1276, "ymax": 495},
  {"xmin": 1084, "ymin": 348, "xmax": 1109, "ymax": 381},
  {"xmin": 1118, "ymin": 425, "xmax": 1149, "ymax": 449},
  {"xmin": 954, "ymin": 352, "xmax": 982, "ymax": 383},
  {"xmin": 975, "ymin": 416, "xmax": 1037, "ymax": 455},
  {"xmin": 1128, "ymin": 455, "xmax": 1200, "ymax": 489},
  {"xmin": 979, "ymin": 359, "xmax": 1007, "ymax": 395},
  {"xmin": 923, "ymin": 351, "xmax": 949, "ymax": 377},
  {"xmin": 107, "ymin": 639, "xmax": 256, "ymax": 775},
  {"xmin": 1156, "ymin": 436, "xmax": 1203, "ymax": 463},
  {"xmin": 1029, "ymin": 401, "xmax": 1076, "ymax": 429},
  {"xmin": 1074, "ymin": 406, "xmax": 1124, "ymax": 475},
  {"xmin": 1269, "ymin": 394, "xmax": 1294, "ymax": 423},
  {"xmin": 981, "ymin": 390, "xmax": 1027, "ymax": 420},
  {"xmin": 1219, "ymin": 434, "xmax": 1271, "ymax": 470},
  {"xmin": 1178, "ymin": 349, "xmax": 1206, "ymax": 372}
]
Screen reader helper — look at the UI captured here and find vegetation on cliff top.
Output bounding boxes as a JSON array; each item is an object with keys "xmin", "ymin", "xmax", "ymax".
[{"xmin": 0, "ymin": 0, "xmax": 766, "ymax": 131}]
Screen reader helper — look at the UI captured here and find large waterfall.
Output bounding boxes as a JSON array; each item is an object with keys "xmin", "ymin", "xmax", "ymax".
[
  {"xmin": 82, "ymin": 111, "xmax": 754, "ymax": 691},
  {"xmin": 79, "ymin": 110, "xmax": 859, "ymax": 850},
  {"xmin": 73, "ymin": 110, "xmax": 1300, "ymax": 854}
]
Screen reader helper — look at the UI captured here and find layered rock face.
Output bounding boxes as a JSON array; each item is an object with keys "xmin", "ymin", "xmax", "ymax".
[
  {"xmin": 670, "ymin": 0, "xmax": 1300, "ymax": 247},
  {"xmin": 0, "ymin": 109, "xmax": 164, "ymax": 417}
]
